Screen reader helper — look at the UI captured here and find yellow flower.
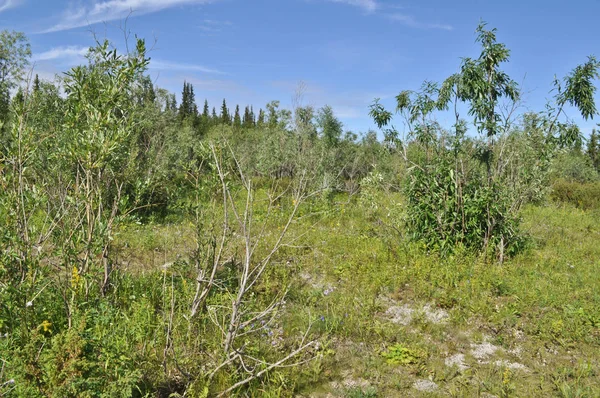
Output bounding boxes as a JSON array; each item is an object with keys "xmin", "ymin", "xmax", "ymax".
[
  {"xmin": 40, "ymin": 320, "xmax": 52, "ymax": 333},
  {"xmin": 71, "ymin": 266, "xmax": 81, "ymax": 288},
  {"xmin": 503, "ymin": 368, "xmax": 511, "ymax": 385}
]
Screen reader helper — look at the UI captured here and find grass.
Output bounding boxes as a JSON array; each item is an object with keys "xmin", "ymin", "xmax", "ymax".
[{"xmin": 110, "ymin": 192, "xmax": 600, "ymax": 397}]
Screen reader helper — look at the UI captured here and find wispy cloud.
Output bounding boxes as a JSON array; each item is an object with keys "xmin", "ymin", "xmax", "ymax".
[
  {"xmin": 325, "ymin": 0, "xmax": 378, "ymax": 12},
  {"xmin": 197, "ymin": 19, "xmax": 233, "ymax": 35},
  {"xmin": 149, "ymin": 59, "xmax": 224, "ymax": 74},
  {"xmin": 320, "ymin": 1, "xmax": 451, "ymax": 31},
  {"xmin": 33, "ymin": 45, "xmax": 89, "ymax": 62},
  {"xmin": 389, "ymin": 13, "xmax": 453, "ymax": 31},
  {"xmin": 0, "ymin": 0, "xmax": 23, "ymax": 13},
  {"xmin": 44, "ymin": 0, "xmax": 220, "ymax": 33}
]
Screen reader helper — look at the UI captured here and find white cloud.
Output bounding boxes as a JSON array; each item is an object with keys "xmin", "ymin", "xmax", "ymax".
[
  {"xmin": 0, "ymin": 0, "xmax": 22, "ymax": 13},
  {"xmin": 325, "ymin": 0, "xmax": 378, "ymax": 12},
  {"xmin": 45, "ymin": 0, "xmax": 220, "ymax": 33},
  {"xmin": 33, "ymin": 46, "xmax": 89, "ymax": 62},
  {"xmin": 149, "ymin": 59, "xmax": 224, "ymax": 74},
  {"xmin": 198, "ymin": 19, "xmax": 233, "ymax": 34},
  {"xmin": 389, "ymin": 13, "xmax": 453, "ymax": 31}
]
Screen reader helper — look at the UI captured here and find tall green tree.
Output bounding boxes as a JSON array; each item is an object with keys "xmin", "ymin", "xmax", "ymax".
[
  {"xmin": 589, "ymin": 129, "xmax": 600, "ymax": 170},
  {"xmin": 317, "ymin": 105, "xmax": 342, "ymax": 147},
  {"xmin": 179, "ymin": 81, "xmax": 197, "ymax": 121},
  {"xmin": 135, "ymin": 75, "xmax": 156, "ymax": 107},
  {"xmin": 370, "ymin": 22, "xmax": 599, "ymax": 258},
  {"xmin": 257, "ymin": 108, "xmax": 265, "ymax": 128},
  {"xmin": 220, "ymin": 99, "xmax": 230, "ymax": 124},
  {"xmin": 198, "ymin": 99, "xmax": 211, "ymax": 133},
  {"xmin": 242, "ymin": 105, "xmax": 253, "ymax": 128},
  {"xmin": 266, "ymin": 101, "xmax": 280, "ymax": 129},
  {"xmin": 33, "ymin": 74, "xmax": 40, "ymax": 93},
  {"xmin": 440, "ymin": 22, "xmax": 519, "ymax": 175},
  {"xmin": 165, "ymin": 93, "xmax": 177, "ymax": 113},
  {"xmin": 233, "ymin": 104, "xmax": 242, "ymax": 130},
  {"xmin": 0, "ymin": 30, "xmax": 31, "ymax": 88},
  {"xmin": 0, "ymin": 30, "xmax": 31, "ymax": 125},
  {"xmin": 62, "ymin": 38, "xmax": 150, "ymax": 292},
  {"xmin": 202, "ymin": 99, "xmax": 210, "ymax": 119},
  {"xmin": 295, "ymin": 106, "xmax": 316, "ymax": 140}
]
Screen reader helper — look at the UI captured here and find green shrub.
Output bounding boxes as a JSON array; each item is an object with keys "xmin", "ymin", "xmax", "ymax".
[
  {"xmin": 380, "ymin": 344, "xmax": 425, "ymax": 366},
  {"xmin": 551, "ymin": 179, "xmax": 600, "ymax": 209},
  {"xmin": 549, "ymin": 151, "xmax": 599, "ymax": 183}
]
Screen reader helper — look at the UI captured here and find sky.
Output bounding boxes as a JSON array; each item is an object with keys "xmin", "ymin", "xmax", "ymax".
[{"xmin": 1, "ymin": 0, "xmax": 600, "ymax": 136}]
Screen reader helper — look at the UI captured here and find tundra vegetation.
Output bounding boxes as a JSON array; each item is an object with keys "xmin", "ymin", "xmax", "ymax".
[{"xmin": 1, "ymin": 23, "xmax": 600, "ymax": 397}]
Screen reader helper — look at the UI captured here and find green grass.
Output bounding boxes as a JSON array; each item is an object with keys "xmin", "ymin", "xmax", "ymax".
[{"xmin": 107, "ymin": 193, "xmax": 600, "ymax": 396}]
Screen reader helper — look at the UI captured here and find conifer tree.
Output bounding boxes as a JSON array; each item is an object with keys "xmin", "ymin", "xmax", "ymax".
[
  {"xmin": 138, "ymin": 75, "xmax": 156, "ymax": 106},
  {"xmin": 179, "ymin": 81, "xmax": 197, "ymax": 120},
  {"xmin": 203, "ymin": 99, "xmax": 210, "ymax": 119},
  {"xmin": 233, "ymin": 105, "xmax": 242, "ymax": 129},
  {"xmin": 250, "ymin": 105, "xmax": 256, "ymax": 126},
  {"xmin": 165, "ymin": 93, "xmax": 177, "ymax": 113},
  {"xmin": 33, "ymin": 74, "xmax": 40, "ymax": 93},
  {"xmin": 242, "ymin": 105, "xmax": 253, "ymax": 128},
  {"xmin": 212, "ymin": 107, "xmax": 217, "ymax": 120},
  {"xmin": 257, "ymin": 108, "xmax": 265, "ymax": 128},
  {"xmin": 220, "ymin": 99, "xmax": 230, "ymax": 124},
  {"xmin": 179, "ymin": 81, "xmax": 189, "ymax": 119}
]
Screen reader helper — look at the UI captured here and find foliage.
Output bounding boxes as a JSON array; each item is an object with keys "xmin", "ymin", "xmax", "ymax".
[
  {"xmin": 0, "ymin": 30, "xmax": 31, "ymax": 89},
  {"xmin": 370, "ymin": 22, "xmax": 599, "ymax": 259},
  {"xmin": 587, "ymin": 128, "xmax": 600, "ymax": 170},
  {"xmin": 0, "ymin": 30, "xmax": 31, "ymax": 127},
  {"xmin": 551, "ymin": 179, "xmax": 600, "ymax": 209},
  {"xmin": 381, "ymin": 344, "xmax": 424, "ymax": 365},
  {"xmin": 1, "ymin": 24, "xmax": 600, "ymax": 397},
  {"xmin": 549, "ymin": 150, "xmax": 599, "ymax": 183}
]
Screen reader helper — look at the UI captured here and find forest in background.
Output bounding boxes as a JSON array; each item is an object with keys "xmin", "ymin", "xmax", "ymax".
[{"xmin": 1, "ymin": 23, "xmax": 600, "ymax": 397}]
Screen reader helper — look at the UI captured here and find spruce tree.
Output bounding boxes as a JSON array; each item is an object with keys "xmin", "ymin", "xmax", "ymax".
[
  {"xmin": 257, "ymin": 108, "xmax": 265, "ymax": 128},
  {"xmin": 138, "ymin": 75, "xmax": 156, "ymax": 106},
  {"xmin": 188, "ymin": 83, "xmax": 197, "ymax": 120},
  {"xmin": 33, "ymin": 74, "xmax": 40, "ymax": 93},
  {"xmin": 203, "ymin": 99, "xmax": 210, "ymax": 119},
  {"xmin": 242, "ymin": 105, "xmax": 253, "ymax": 128},
  {"xmin": 168, "ymin": 94, "xmax": 177, "ymax": 113},
  {"xmin": 201, "ymin": 99, "xmax": 210, "ymax": 131},
  {"xmin": 233, "ymin": 105, "xmax": 242, "ymax": 129},
  {"xmin": 220, "ymin": 99, "xmax": 230, "ymax": 124},
  {"xmin": 250, "ymin": 106, "xmax": 256, "ymax": 126},
  {"xmin": 179, "ymin": 81, "xmax": 197, "ymax": 120},
  {"xmin": 178, "ymin": 81, "xmax": 189, "ymax": 119}
]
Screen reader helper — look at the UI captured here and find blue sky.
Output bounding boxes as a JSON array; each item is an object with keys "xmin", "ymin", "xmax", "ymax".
[{"xmin": 1, "ymin": 0, "xmax": 599, "ymax": 135}]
